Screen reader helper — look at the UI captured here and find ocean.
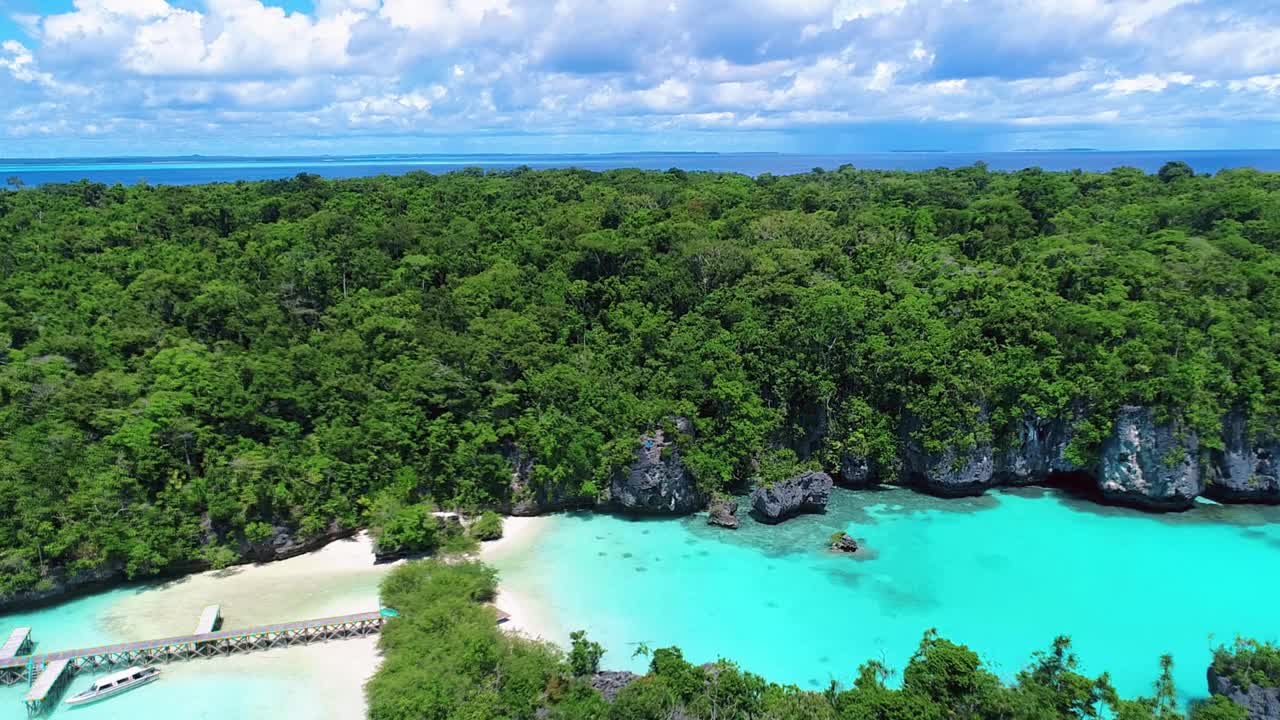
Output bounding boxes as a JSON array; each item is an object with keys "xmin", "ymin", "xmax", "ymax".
[{"xmin": 2, "ymin": 150, "xmax": 1279, "ymax": 187}]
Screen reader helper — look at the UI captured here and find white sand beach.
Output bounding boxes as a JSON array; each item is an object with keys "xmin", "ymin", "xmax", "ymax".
[
  {"xmin": 97, "ymin": 517, "xmax": 558, "ymax": 719},
  {"xmin": 478, "ymin": 515, "xmax": 558, "ymax": 642}
]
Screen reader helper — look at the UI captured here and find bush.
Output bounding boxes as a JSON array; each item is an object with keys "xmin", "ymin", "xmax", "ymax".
[
  {"xmin": 1211, "ymin": 638, "xmax": 1280, "ymax": 688},
  {"xmin": 1189, "ymin": 696, "xmax": 1248, "ymax": 720},
  {"xmin": 569, "ymin": 630, "xmax": 605, "ymax": 676},
  {"xmin": 371, "ymin": 503, "xmax": 439, "ymax": 557},
  {"xmin": 367, "ymin": 560, "xmax": 564, "ymax": 720},
  {"xmin": 470, "ymin": 511, "xmax": 505, "ymax": 541}
]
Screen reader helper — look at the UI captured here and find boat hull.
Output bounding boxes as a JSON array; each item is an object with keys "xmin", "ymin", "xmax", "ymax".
[{"xmin": 64, "ymin": 672, "xmax": 160, "ymax": 707}]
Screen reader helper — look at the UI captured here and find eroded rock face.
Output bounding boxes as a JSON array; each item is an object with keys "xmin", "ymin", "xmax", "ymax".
[
  {"xmin": 1208, "ymin": 668, "xmax": 1280, "ymax": 720},
  {"xmin": 244, "ymin": 521, "xmax": 353, "ymax": 563},
  {"xmin": 0, "ymin": 562, "xmax": 124, "ymax": 614},
  {"xmin": 750, "ymin": 471, "xmax": 833, "ymax": 523},
  {"xmin": 838, "ymin": 453, "xmax": 879, "ymax": 489},
  {"xmin": 995, "ymin": 415, "xmax": 1079, "ymax": 484},
  {"xmin": 899, "ymin": 409, "xmax": 996, "ymax": 497},
  {"xmin": 1099, "ymin": 406, "xmax": 1202, "ymax": 510},
  {"xmin": 610, "ymin": 418, "xmax": 702, "ymax": 515},
  {"xmin": 502, "ymin": 446, "xmax": 594, "ymax": 516},
  {"xmin": 707, "ymin": 497, "xmax": 740, "ymax": 529},
  {"xmin": 790, "ymin": 402, "xmax": 829, "ymax": 461},
  {"xmin": 1208, "ymin": 411, "xmax": 1280, "ymax": 504}
]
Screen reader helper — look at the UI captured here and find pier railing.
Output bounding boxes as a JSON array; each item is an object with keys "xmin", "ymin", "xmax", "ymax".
[
  {"xmin": 3, "ymin": 604, "xmax": 508, "ymax": 715},
  {"xmin": 2, "ymin": 611, "xmax": 385, "ymax": 716}
]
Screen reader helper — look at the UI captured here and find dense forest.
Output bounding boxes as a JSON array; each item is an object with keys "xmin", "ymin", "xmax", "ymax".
[
  {"xmin": 367, "ymin": 559, "xmax": 1254, "ymax": 720},
  {"xmin": 2, "ymin": 164, "xmax": 1279, "ymax": 596}
]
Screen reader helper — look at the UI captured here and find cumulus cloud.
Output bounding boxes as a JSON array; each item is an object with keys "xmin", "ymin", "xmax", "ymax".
[{"xmin": 0, "ymin": 0, "xmax": 1277, "ymax": 153}]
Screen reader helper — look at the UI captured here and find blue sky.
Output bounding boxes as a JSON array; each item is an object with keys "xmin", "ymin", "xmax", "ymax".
[{"xmin": 1, "ymin": 0, "xmax": 1278, "ymax": 157}]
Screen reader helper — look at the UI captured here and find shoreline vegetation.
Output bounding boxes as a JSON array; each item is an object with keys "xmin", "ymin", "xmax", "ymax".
[{"xmin": 369, "ymin": 556, "xmax": 1269, "ymax": 720}]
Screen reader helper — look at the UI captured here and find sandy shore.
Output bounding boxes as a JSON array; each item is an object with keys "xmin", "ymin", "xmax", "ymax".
[
  {"xmin": 108, "ymin": 532, "xmax": 388, "ymax": 720},
  {"xmin": 478, "ymin": 515, "xmax": 559, "ymax": 642},
  {"xmin": 96, "ymin": 517, "xmax": 558, "ymax": 719}
]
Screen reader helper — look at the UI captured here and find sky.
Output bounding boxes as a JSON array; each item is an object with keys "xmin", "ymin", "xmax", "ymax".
[{"xmin": 0, "ymin": 0, "xmax": 1279, "ymax": 157}]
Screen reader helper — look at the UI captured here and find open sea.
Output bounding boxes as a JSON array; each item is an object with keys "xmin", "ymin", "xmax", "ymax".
[{"xmin": 3, "ymin": 150, "xmax": 1280, "ymax": 186}]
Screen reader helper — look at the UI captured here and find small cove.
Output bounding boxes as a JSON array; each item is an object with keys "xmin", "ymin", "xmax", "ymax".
[{"xmin": 491, "ymin": 487, "xmax": 1280, "ymax": 705}]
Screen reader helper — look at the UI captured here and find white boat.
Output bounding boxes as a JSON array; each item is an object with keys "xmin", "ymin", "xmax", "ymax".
[{"xmin": 64, "ymin": 666, "xmax": 160, "ymax": 707}]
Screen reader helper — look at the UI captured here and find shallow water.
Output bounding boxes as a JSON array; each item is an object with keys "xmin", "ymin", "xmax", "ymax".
[{"xmin": 492, "ymin": 487, "xmax": 1280, "ymax": 704}]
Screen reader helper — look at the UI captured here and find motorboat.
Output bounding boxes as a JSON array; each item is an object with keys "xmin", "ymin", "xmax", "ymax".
[{"xmin": 64, "ymin": 666, "xmax": 160, "ymax": 707}]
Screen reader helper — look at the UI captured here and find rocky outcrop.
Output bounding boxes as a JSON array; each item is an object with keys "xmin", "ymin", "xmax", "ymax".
[
  {"xmin": 995, "ymin": 414, "xmax": 1079, "ymax": 484},
  {"xmin": 502, "ymin": 445, "xmax": 594, "ymax": 515},
  {"xmin": 830, "ymin": 532, "xmax": 859, "ymax": 554},
  {"xmin": 901, "ymin": 410, "xmax": 997, "ymax": 497},
  {"xmin": 1, "ymin": 523, "xmax": 354, "ymax": 613},
  {"xmin": 609, "ymin": 417, "xmax": 702, "ymax": 514},
  {"xmin": 707, "ymin": 497, "xmax": 739, "ymax": 529},
  {"xmin": 750, "ymin": 471, "xmax": 833, "ymax": 523},
  {"xmin": 243, "ymin": 522, "xmax": 354, "ymax": 563},
  {"xmin": 789, "ymin": 402, "xmax": 829, "ymax": 460},
  {"xmin": 838, "ymin": 452, "xmax": 883, "ymax": 489},
  {"xmin": 1208, "ymin": 411, "xmax": 1280, "ymax": 504},
  {"xmin": 591, "ymin": 671, "xmax": 641, "ymax": 702},
  {"xmin": 0, "ymin": 561, "xmax": 125, "ymax": 614},
  {"xmin": 1099, "ymin": 406, "xmax": 1202, "ymax": 510},
  {"xmin": 1208, "ymin": 668, "xmax": 1280, "ymax": 720}
]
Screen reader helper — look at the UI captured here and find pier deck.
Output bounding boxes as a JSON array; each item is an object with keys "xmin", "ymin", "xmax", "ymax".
[
  {"xmin": 0, "ymin": 611, "xmax": 385, "ymax": 688},
  {"xmin": 24, "ymin": 659, "xmax": 70, "ymax": 716},
  {"xmin": 194, "ymin": 605, "xmax": 222, "ymax": 635},
  {"xmin": 2, "ymin": 604, "xmax": 508, "ymax": 715},
  {"xmin": 0, "ymin": 628, "xmax": 32, "ymax": 660}
]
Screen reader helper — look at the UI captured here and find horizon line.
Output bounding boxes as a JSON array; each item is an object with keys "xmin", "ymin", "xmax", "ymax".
[{"xmin": 3, "ymin": 148, "xmax": 1280, "ymax": 163}]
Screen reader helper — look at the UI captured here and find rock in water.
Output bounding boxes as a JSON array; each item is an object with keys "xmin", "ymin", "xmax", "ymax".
[
  {"xmin": 1207, "ymin": 667, "xmax": 1280, "ymax": 720},
  {"xmin": 1207, "ymin": 411, "xmax": 1280, "ymax": 504},
  {"xmin": 707, "ymin": 497, "xmax": 739, "ymax": 529},
  {"xmin": 1099, "ymin": 406, "xmax": 1202, "ymax": 510},
  {"xmin": 830, "ymin": 532, "xmax": 859, "ymax": 554},
  {"xmin": 610, "ymin": 417, "xmax": 702, "ymax": 514},
  {"xmin": 750, "ymin": 471, "xmax": 833, "ymax": 524}
]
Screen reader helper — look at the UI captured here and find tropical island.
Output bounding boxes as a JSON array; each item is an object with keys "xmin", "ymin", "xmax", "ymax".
[{"xmin": 1, "ymin": 163, "xmax": 1279, "ymax": 717}]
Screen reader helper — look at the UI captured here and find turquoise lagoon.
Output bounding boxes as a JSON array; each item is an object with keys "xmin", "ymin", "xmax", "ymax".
[{"xmin": 493, "ymin": 487, "xmax": 1280, "ymax": 705}]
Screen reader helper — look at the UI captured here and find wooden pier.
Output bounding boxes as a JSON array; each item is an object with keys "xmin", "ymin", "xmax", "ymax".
[
  {"xmin": 23, "ymin": 660, "xmax": 70, "ymax": 717},
  {"xmin": 1, "ymin": 604, "xmax": 508, "ymax": 715},
  {"xmin": 194, "ymin": 605, "xmax": 222, "ymax": 635},
  {"xmin": 0, "ymin": 628, "xmax": 33, "ymax": 660}
]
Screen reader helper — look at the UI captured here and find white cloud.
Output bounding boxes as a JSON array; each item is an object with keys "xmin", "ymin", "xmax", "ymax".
[
  {"xmin": 0, "ymin": 0, "xmax": 1277, "ymax": 152},
  {"xmin": 1093, "ymin": 72, "xmax": 1194, "ymax": 95},
  {"xmin": 1228, "ymin": 75, "xmax": 1280, "ymax": 95},
  {"xmin": 832, "ymin": 0, "xmax": 910, "ymax": 27}
]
